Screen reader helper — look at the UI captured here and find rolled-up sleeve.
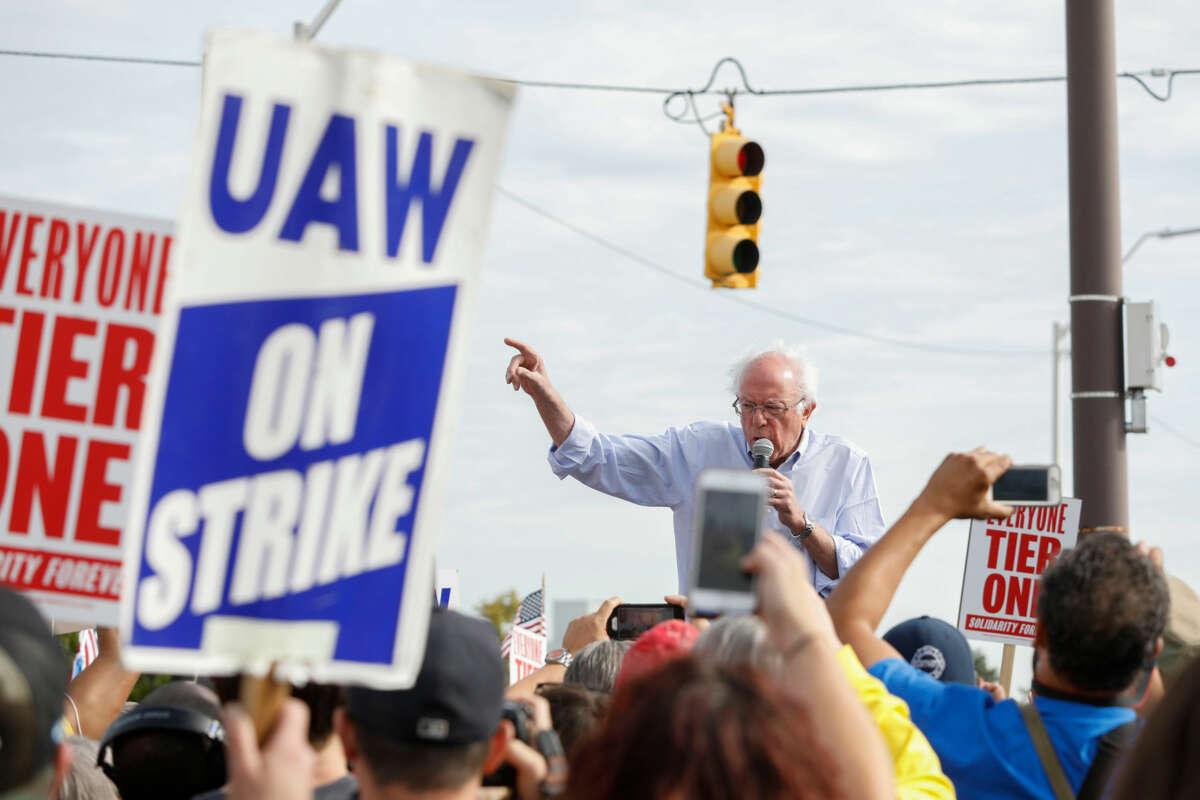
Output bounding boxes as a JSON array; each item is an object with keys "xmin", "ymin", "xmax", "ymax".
[
  {"xmin": 548, "ymin": 415, "xmax": 600, "ymax": 475},
  {"xmin": 813, "ymin": 459, "xmax": 886, "ymax": 595}
]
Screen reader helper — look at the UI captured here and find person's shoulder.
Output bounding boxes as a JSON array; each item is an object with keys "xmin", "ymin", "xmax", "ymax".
[
  {"xmin": 673, "ymin": 419, "xmax": 741, "ymax": 442},
  {"xmin": 807, "ymin": 427, "xmax": 871, "ymax": 462},
  {"xmin": 870, "ymin": 658, "xmax": 1004, "ymax": 729},
  {"xmin": 870, "ymin": 657, "xmax": 989, "ymax": 702}
]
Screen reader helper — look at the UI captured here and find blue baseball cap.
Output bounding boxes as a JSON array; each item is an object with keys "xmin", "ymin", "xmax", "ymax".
[{"xmin": 883, "ymin": 616, "xmax": 976, "ymax": 685}]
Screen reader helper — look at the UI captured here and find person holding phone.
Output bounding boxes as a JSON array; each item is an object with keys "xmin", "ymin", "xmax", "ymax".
[{"xmin": 503, "ymin": 338, "xmax": 884, "ymax": 594}]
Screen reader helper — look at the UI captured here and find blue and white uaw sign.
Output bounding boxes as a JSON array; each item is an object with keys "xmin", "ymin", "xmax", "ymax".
[{"xmin": 119, "ymin": 28, "xmax": 513, "ymax": 687}]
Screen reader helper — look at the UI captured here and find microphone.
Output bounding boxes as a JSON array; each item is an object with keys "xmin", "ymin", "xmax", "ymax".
[{"xmin": 751, "ymin": 438, "xmax": 774, "ymax": 469}]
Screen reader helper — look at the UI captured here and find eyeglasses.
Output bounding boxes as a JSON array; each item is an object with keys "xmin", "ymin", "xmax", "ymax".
[{"xmin": 732, "ymin": 398, "xmax": 804, "ymax": 418}]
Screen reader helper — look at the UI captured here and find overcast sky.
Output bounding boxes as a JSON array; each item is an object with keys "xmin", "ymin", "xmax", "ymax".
[{"xmin": 3, "ymin": 1, "xmax": 1199, "ymax": 690}]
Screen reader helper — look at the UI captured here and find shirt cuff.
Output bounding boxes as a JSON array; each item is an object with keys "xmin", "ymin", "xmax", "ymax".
[
  {"xmin": 547, "ymin": 414, "xmax": 596, "ymax": 477},
  {"xmin": 811, "ymin": 534, "xmax": 863, "ymax": 595}
]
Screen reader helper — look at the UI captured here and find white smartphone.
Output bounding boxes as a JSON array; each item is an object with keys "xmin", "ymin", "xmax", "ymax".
[
  {"xmin": 687, "ymin": 468, "xmax": 768, "ymax": 617},
  {"xmin": 991, "ymin": 465, "xmax": 1063, "ymax": 506}
]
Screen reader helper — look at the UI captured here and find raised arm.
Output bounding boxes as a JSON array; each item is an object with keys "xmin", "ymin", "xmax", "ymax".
[
  {"xmin": 506, "ymin": 337, "xmax": 690, "ymax": 509},
  {"xmin": 743, "ymin": 532, "xmax": 895, "ymax": 800},
  {"xmin": 504, "ymin": 338, "xmax": 575, "ymax": 446},
  {"xmin": 827, "ymin": 448, "xmax": 1013, "ymax": 668},
  {"xmin": 63, "ymin": 627, "xmax": 140, "ymax": 738}
]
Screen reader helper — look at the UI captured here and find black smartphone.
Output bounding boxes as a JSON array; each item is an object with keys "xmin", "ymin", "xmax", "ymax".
[{"xmin": 606, "ymin": 603, "xmax": 686, "ymax": 640}]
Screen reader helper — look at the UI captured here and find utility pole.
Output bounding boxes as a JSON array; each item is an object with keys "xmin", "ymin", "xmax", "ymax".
[{"xmin": 1065, "ymin": 0, "xmax": 1128, "ymax": 535}]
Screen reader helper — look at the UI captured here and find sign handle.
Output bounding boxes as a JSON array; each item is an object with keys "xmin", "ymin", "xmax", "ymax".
[
  {"xmin": 999, "ymin": 644, "xmax": 1016, "ymax": 696},
  {"xmin": 239, "ymin": 667, "xmax": 291, "ymax": 744}
]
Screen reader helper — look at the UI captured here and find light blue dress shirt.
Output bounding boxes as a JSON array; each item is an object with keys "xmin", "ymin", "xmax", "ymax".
[{"xmin": 548, "ymin": 414, "xmax": 885, "ymax": 595}]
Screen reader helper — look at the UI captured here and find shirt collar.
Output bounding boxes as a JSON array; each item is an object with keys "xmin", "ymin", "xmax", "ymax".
[
  {"xmin": 747, "ymin": 427, "xmax": 810, "ymax": 467},
  {"xmin": 1031, "ymin": 678, "xmax": 1130, "ymax": 707}
]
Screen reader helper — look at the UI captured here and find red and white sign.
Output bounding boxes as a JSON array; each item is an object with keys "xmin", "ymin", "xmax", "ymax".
[
  {"xmin": 957, "ymin": 499, "xmax": 1081, "ymax": 645},
  {"xmin": 0, "ymin": 195, "xmax": 171, "ymax": 626},
  {"xmin": 507, "ymin": 625, "xmax": 547, "ymax": 684}
]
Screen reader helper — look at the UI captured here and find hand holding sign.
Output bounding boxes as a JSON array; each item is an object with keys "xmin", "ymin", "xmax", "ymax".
[{"xmin": 912, "ymin": 448, "xmax": 1014, "ymax": 523}]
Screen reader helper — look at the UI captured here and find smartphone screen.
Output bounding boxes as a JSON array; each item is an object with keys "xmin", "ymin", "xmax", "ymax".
[
  {"xmin": 993, "ymin": 468, "xmax": 1050, "ymax": 502},
  {"xmin": 695, "ymin": 489, "xmax": 762, "ymax": 592},
  {"xmin": 609, "ymin": 605, "xmax": 685, "ymax": 640}
]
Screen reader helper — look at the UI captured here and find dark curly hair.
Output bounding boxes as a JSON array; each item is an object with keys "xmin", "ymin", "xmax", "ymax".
[
  {"xmin": 567, "ymin": 657, "xmax": 844, "ymax": 800},
  {"xmin": 1038, "ymin": 532, "xmax": 1169, "ymax": 693}
]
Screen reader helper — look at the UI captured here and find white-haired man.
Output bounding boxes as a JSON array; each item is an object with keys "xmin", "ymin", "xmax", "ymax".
[{"xmin": 503, "ymin": 338, "xmax": 884, "ymax": 594}]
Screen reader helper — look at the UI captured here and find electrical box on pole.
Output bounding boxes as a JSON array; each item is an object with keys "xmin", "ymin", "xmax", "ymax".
[
  {"xmin": 1124, "ymin": 301, "xmax": 1173, "ymax": 391},
  {"xmin": 705, "ymin": 104, "xmax": 764, "ymax": 288},
  {"xmin": 1123, "ymin": 299, "xmax": 1176, "ymax": 434}
]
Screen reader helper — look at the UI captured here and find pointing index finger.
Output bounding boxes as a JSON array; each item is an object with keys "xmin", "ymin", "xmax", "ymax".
[{"xmin": 503, "ymin": 337, "xmax": 533, "ymax": 355}]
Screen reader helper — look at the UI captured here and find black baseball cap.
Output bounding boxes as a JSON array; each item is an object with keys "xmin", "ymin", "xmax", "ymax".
[
  {"xmin": 0, "ymin": 588, "xmax": 69, "ymax": 792},
  {"xmin": 883, "ymin": 616, "xmax": 976, "ymax": 685},
  {"xmin": 346, "ymin": 608, "xmax": 504, "ymax": 745}
]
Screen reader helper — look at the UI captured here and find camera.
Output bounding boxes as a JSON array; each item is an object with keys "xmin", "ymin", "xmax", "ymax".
[{"xmin": 481, "ymin": 701, "xmax": 533, "ymax": 787}]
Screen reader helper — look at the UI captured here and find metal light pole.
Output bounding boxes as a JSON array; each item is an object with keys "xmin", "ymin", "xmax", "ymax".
[
  {"xmin": 1052, "ymin": 322, "xmax": 1069, "ymax": 470},
  {"xmin": 294, "ymin": 0, "xmax": 345, "ymax": 41},
  {"xmin": 1122, "ymin": 226, "xmax": 1200, "ymax": 264},
  {"xmin": 1065, "ymin": 0, "xmax": 1128, "ymax": 535}
]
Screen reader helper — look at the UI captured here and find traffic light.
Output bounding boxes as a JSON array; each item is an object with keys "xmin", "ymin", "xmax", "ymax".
[{"xmin": 705, "ymin": 124, "xmax": 764, "ymax": 288}]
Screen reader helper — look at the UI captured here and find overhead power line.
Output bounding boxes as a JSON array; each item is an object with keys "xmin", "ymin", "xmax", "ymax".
[
  {"xmin": 497, "ymin": 187, "xmax": 1042, "ymax": 358},
  {"xmin": 1150, "ymin": 416, "xmax": 1200, "ymax": 450},
  {"xmin": 1, "ymin": 48, "xmax": 1197, "ymax": 104},
  {"xmin": 0, "ymin": 49, "xmax": 200, "ymax": 67}
]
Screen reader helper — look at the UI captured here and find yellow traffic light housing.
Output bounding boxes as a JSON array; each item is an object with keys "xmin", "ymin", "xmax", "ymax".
[{"xmin": 705, "ymin": 110, "xmax": 763, "ymax": 288}]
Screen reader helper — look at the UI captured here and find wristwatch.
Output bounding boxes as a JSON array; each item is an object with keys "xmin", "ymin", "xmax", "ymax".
[
  {"xmin": 793, "ymin": 512, "xmax": 814, "ymax": 541},
  {"xmin": 545, "ymin": 648, "xmax": 573, "ymax": 668}
]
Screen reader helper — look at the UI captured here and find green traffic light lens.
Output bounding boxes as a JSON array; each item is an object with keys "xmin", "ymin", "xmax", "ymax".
[{"xmin": 732, "ymin": 240, "xmax": 759, "ymax": 273}]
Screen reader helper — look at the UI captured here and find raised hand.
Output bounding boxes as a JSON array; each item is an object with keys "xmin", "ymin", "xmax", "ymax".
[
  {"xmin": 502, "ymin": 337, "xmax": 575, "ymax": 446},
  {"xmin": 563, "ymin": 596, "xmax": 623, "ymax": 654},
  {"xmin": 741, "ymin": 531, "xmax": 839, "ymax": 648},
  {"xmin": 913, "ymin": 447, "xmax": 1014, "ymax": 521},
  {"xmin": 504, "ymin": 338, "xmax": 550, "ymax": 395}
]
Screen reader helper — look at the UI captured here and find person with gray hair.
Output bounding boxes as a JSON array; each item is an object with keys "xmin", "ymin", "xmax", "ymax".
[
  {"xmin": 692, "ymin": 615, "xmax": 783, "ymax": 676},
  {"xmin": 563, "ymin": 640, "xmax": 633, "ymax": 693},
  {"xmin": 503, "ymin": 338, "xmax": 884, "ymax": 593}
]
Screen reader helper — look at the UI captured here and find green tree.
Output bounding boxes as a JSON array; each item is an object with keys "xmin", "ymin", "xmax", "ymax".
[
  {"xmin": 973, "ymin": 648, "xmax": 998, "ymax": 682},
  {"xmin": 476, "ymin": 589, "xmax": 520, "ymax": 643}
]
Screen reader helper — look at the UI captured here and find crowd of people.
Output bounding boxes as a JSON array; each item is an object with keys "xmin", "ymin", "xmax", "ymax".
[{"xmin": 4, "ymin": 344, "xmax": 1199, "ymax": 799}]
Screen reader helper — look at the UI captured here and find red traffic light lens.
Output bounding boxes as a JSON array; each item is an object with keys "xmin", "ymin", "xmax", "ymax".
[{"xmin": 737, "ymin": 142, "xmax": 764, "ymax": 177}]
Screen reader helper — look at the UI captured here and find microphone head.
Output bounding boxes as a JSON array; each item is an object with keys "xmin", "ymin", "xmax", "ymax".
[{"xmin": 751, "ymin": 438, "xmax": 774, "ymax": 460}]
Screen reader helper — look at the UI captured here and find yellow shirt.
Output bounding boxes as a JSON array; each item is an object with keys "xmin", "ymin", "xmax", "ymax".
[{"xmin": 836, "ymin": 644, "xmax": 956, "ymax": 799}]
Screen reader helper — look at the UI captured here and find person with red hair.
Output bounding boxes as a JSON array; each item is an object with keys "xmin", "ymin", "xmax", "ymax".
[{"xmin": 570, "ymin": 657, "xmax": 843, "ymax": 800}]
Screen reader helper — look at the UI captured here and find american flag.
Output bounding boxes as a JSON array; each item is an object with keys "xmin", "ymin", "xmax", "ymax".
[
  {"xmin": 71, "ymin": 628, "xmax": 100, "ymax": 679},
  {"xmin": 500, "ymin": 589, "xmax": 545, "ymax": 658}
]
